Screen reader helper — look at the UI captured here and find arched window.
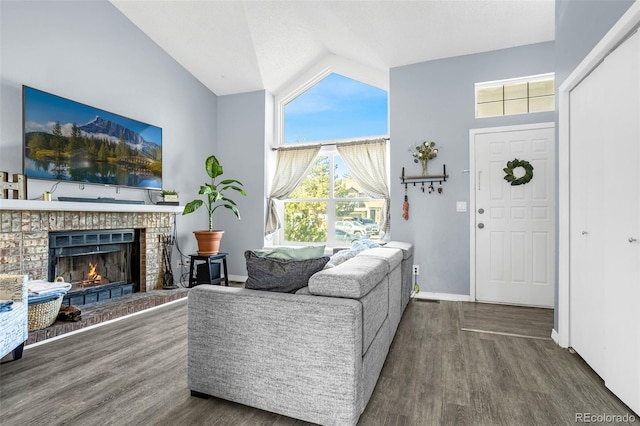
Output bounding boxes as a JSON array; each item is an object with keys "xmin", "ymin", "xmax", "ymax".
[
  {"xmin": 271, "ymin": 65, "xmax": 389, "ymax": 246},
  {"xmin": 283, "ymin": 73, "xmax": 388, "ymax": 144}
]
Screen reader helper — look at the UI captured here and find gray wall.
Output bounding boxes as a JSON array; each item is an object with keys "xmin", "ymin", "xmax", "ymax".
[
  {"xmin": 555, "ymin": 0, "xmax": 634, "ymax": 87},
  {"xmin": 0, "ymin": 1, "xmax": 218, "ymax": 282},
  {"xmin": 216, "ymin": 90, "xmax": 271, "ymax": 276},
  {"xmin": 390, "ymin": 42, "xmax": 555, "ymax": 296},
  {"xmin": 553, "ymin": 0, "xmax": 634, "ymax": 328}
]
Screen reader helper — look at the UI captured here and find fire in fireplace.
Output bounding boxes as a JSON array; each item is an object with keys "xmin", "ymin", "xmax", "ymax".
[
  {"xmin": 48, "ymin": 229, "xmax": 141, "ymax": 305},
  {"xmin": 87, "ymin": 262, "xmax": 103, "ymax": 284}
]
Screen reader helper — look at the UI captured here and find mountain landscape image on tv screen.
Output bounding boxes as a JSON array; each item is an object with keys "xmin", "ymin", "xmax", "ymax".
[{"xmin": 23, "ymin": 86, "xmax": 162, "ymax": 189}]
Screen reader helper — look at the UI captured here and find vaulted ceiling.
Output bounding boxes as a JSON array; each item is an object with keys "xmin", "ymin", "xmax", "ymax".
[{"xmin": 111, "ymin": 0, "xmax": 555, "ymax": 96}]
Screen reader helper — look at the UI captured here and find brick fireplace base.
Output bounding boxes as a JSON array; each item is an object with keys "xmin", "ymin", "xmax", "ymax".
[{"xmin": 26, "ymin": 287, "xmax": 190, "ymax": 345}]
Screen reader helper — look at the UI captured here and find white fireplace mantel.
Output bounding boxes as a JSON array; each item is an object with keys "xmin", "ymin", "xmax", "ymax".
[{"xmin": 0, "ymin": 199, "xmax": 183, "ymax": 213}]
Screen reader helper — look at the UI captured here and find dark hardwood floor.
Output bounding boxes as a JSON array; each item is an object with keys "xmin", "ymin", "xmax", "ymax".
[
  {"xmin": 459, "ymin": 301, "xmax": 554, "ymax": 340},
  {"xmin": 0, "ymin": 299, "xmax": 637, "ymax": 425}
]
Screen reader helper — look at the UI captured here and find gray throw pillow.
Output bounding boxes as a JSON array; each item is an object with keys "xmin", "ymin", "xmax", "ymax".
[{"xmin": 244, "ymin": 250, "xmax": 330, "ymax": 293}]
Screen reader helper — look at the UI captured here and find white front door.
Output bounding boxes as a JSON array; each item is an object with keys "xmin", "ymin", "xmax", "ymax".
[{"xmin": 472, "ymin": 124, "xmax": 555, "ymax": 307}]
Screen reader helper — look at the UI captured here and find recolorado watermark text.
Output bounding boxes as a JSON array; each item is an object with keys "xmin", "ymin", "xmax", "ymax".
[{"xmin": 575, "ymin": 412, "xmax": 636, "ymax": 423}]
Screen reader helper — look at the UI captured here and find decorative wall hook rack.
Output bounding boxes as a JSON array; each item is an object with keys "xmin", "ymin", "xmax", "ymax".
[{"xmin": 400, "ymin": 165, "xmax": 449, "ymax": 191}]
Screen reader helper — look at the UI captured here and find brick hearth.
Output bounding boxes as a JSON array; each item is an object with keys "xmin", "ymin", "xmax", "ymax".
[
  {"xmin": 26, "ymin": 287, "xmax": 190, "ymax": 345},
  {"xmin": 26, "ymin": 281, "xmax": 243, "ymax": 345}
]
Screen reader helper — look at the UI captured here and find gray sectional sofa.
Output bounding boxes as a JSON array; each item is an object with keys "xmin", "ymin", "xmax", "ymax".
[{"xmin": 187, "ymin": 241, "xmax": 414, "ymax": 425}]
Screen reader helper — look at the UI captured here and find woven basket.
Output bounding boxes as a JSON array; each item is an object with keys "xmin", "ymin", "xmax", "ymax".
[{"xmin": 28, "ymin": 295, "xmax": 63, "ymax": 331}]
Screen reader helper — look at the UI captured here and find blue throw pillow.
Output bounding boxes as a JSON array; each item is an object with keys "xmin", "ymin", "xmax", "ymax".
[{"xmin": 329, "ymin": 248, "xmax": 358, "ymax": 267}]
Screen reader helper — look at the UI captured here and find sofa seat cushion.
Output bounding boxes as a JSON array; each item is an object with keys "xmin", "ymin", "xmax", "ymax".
[
  {"xmin": 295, "ymin": 286, "xmax": 311, "ymax": 295},
  {"xmin": 309, "ymin": 256, "xmax": 388, "ymax": 299},
  {"xmin": 382, "ymin": 241, "xmax": 413, "ymax": 260},
  {"xmin": 245, "ymin": 251, "xmax": 330, "ymax": 293},
  {"xmin": 356, "ymin": 247, "xmax": 402, "ymax": 272}
]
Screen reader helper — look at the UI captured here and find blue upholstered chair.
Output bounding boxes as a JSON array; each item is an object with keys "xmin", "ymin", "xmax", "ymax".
[{"xmin": 0, "ymin": 275, "xmax": 28, "ymax": 361}]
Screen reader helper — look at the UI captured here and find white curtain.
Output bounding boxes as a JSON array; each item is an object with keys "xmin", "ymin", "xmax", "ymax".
[
  {"xmin": 265, "ymin": 147, "xmax": 320, "ymax": 236},
  {"xmin": 337, "ymin": 139, "xmax": 391, "ymax": 238}
]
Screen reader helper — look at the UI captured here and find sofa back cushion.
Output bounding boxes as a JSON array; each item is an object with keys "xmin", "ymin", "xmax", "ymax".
[
  {"xmin": 381, "ymin": 242, "xmax": 414, "ymax": 311},
  {"xmin": 382, "ymin": 241, "xmax": 414, "ymax": 260},
  {"xmin": 245, "ymin": 251, "xmax": 330, "ymax": 293},
  {"xmin": 356, "ymin": 247, "xmax": 402, "ymax": 271},
  {"xmin": 309, "ymin": 256, "xmax": 387, "ymax": 299},
  {"xmin": 360, "ymin": 277, "xmax": 389, "ymax": 354}
]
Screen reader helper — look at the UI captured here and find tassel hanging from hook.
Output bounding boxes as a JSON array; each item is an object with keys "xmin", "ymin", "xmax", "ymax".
[{"xmin": 402, "ymin": 186, "xmax": 409, "ymax": 220}]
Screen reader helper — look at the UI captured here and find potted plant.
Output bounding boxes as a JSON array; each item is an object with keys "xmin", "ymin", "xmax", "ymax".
[
  {"xmin": 182, "ymin": 155, "xmax": 246, "ymax": 255},
  {"xmin": 160, "ymin": 189, "xmax": 179, "ymax": 203}
]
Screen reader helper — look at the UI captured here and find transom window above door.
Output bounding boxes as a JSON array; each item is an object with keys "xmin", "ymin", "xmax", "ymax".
[{"xmin": 475, "ymin": 73, "xmax": 555, "ymax": 118}]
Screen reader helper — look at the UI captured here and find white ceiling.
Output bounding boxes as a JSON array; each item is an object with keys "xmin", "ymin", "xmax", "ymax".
[{"xmin": 110, "ymin": 0, "xmax": 555, "ymax": 96}]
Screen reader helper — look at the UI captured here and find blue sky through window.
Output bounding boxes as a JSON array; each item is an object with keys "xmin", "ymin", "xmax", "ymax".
[{"xmin": 284, "ymin": 73, "xmax": 388, "ymax": 144}]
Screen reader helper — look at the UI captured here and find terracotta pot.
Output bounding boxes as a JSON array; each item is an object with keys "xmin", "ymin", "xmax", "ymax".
[{"xmin": 193, "ymin": 230, "xmax": 224, "ymax": 255}]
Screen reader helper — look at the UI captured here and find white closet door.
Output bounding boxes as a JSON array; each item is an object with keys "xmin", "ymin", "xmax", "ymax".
[
  {"xmin": 601, "ymin": 30, "xmax": 640, "ymax": 415},
  {"xmin": 569, "ymin": 72, "xmax": 606, "ymax": 378},
  {"xmin": 570, "ymin": 30, "xmax": 640, "ymax": 415}
]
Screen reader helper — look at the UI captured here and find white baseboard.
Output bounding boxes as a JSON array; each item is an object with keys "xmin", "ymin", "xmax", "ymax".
[
  {"xmin": 228, "ymin": 274, "xmax": 247, "ymax": 283},
  {"xmin": 551, "ymin": 328, "xmax": 565, "ymax": 347},
  {"xmin": 414, "ymin": 292, "xmax": 471, "ymax": 302}
]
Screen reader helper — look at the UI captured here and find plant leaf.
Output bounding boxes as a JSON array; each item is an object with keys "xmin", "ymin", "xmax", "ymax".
[
  {"xmin": 182, "ymin": 199, "xmax": 203, "ymax": 215},
  {"xmin": 221, "ymin": 196, "xmax": 237, "ymax": 206},
  {"xmin": 199, "ymin": 184, "xmax": 213, "ymax": 195},
  {"xmin": 211, "ymin": 192, "xmax": 223, "ymax": 203},
  {"xmin": 221, "ymin": 185, "xmax": 246, "ymax": 195},
  {"xmin": 224, "ymin": 204, "xmax": 241, "ymax": 219},
  {"xmin": 205, "ymin": 155, "xmax": 223, "ymax": 179}
]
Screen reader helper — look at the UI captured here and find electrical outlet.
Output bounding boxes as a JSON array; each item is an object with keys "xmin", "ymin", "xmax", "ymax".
[{"xmin": 413, "ymin": 265, "xmax": 420, "ymax": 275}]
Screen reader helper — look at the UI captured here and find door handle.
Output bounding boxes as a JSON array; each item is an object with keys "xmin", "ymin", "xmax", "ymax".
[
  {"xmin": 629, "ymin": 237, "xmax": 638, "ymax": 243},
  {"xmin": 478, "ymin": 223, "xmax": 484, "ymax": 229},
  {"xmin": 478, "ymin": 171, "xmax": 482, "ymax": 191},
  {"xmin": 582, "ymin": 231, "xmax": 588, "ymax": 235},
  {"xmin": 478, "ymin": 208, "xmax": 485, "ymax": 214}
]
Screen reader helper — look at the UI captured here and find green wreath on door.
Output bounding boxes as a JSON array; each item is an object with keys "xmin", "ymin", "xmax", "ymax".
[{"xmin": 503, "ymin": 159, "xmax": 534, "ymax": 186}]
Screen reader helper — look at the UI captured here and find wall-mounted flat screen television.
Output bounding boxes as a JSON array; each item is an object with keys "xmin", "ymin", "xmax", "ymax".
[{"xmin": 23, "ymin": 86, "xmax": 162, "ymax": 190}]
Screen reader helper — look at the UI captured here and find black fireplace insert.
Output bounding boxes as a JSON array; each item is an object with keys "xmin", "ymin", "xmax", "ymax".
[{"xmin": 48, "ymin": 229, "xmax": 141, "ymax": 305}]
